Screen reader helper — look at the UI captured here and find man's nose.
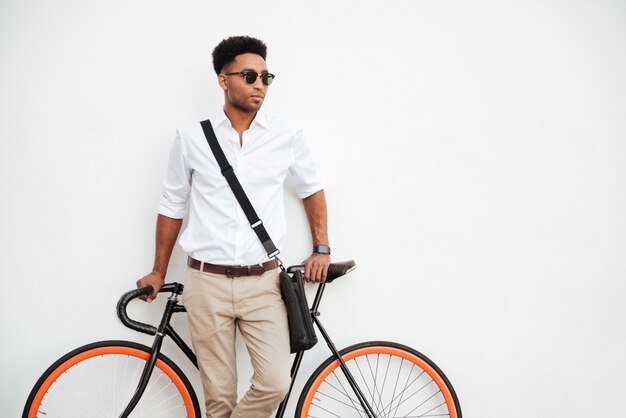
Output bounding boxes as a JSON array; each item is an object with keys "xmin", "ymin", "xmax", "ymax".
[{"xmin": 253, "ymin": 76, "xmax": 266, "ymax": 88}]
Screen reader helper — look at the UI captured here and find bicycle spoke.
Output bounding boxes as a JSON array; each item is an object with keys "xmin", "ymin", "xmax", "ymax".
[
  {"xmin": 119, "ymin": 354, "xmax": 130, "ymax": 412},
  {"xmin": 385, "ymin": 377, "xmax": 435, "ymax": 414},
  {"xmin": 41, "ymin": 388, "xmax": 87, "ymax": 418},
  {"xmin": 321, "ymin": 377, "xmax": 365, "ymax": 408},
  {"xmin": 365, "ymin": 355, "xmax": 378, "ymax": 415},
  {"xmin": 365, "ymin": 354, "xmax": 386, "ymax": 416},
  {"xmin": 88, "ymin": 355, "xmax": 111, "ymax": 416},
  {"xmin": 310, "ymin": 401, "xmax": 347, "ymax": 418},
  {"xmin": 140, "ymin": 390, "xmax": 185, "ymax": 415},
  {"xmin": 113, "ymin": 354, "xmax": 117, "ymax": 414},
  {"xmin": 315, "ymin": 389, "xmax": 367, "ymax": 414},
  {"xmin": 387, "ymin": 357, "xmax": 405, "ymax": 418},
  {"xmin": 122, "ymin": 357, "xmax": 144, "ymax": 406},
  {"xmin": 143, "ymin": 383, "xmax": 186, "ymax": 414},
  {"xmin": 353, "ymin": 356, "xmax": 382, "ymax": 416},
  {"xmin": 330, "ymin": 370, "xmax": 366, "ymax": 418},
  {"xmin": 409, "ymin": 400, "xmax": 449, "ymax": 417},
  {"xmin": 383, "ymin": 373, "xmax": 431, "ymax": 416},
  {"xmin": 71, "ymin": 362, "xmax": 108, "ymax": 416},
  {"xmin": 145, "ymin": 380, "xmax": 174, "ymax": 404},
  {"xmin": 378, "ymin": 354, "xmax": 393, "ymax": 418},
  {"xmin": 390, "ymin": 363, "xmax": 416, "ymax": 418},
  {"xmin": 43, "ymin": 365, "xmax": 101, "ymax": 417},
  {"xmin": 398, "ymin": 388, "xmax": 440, "ymax": 417}
]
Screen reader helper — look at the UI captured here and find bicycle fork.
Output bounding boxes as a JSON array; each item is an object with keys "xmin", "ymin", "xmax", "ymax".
[{"xmin": 118, "ymin": 294, "xmax": 179, "ymax": 418}]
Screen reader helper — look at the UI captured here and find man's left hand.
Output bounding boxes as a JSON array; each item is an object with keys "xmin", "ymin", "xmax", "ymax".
[{"xmin": 302, "ymin": 253, "xmax": 331, "ymax": 283}]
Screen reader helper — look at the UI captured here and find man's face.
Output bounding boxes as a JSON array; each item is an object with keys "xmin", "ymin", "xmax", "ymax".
[{"xmin": 219, "ymin": 53, "xmax": 270, "ymax": 113}]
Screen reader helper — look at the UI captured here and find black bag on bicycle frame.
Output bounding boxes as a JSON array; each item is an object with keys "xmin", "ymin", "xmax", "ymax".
[
  {"xmin": 200, "ymin": 119, "xmax": 318, "ymax": 353},
  {"xmin": 279, "ymin": 269, "xmax": 318, "ymax": 353}
]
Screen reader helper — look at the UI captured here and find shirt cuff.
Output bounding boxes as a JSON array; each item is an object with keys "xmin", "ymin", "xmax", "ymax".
[
  {"xmin": 157, "ymin": 195, "xmax": 188, "ymax": 219},
  {"xmin": 296, "ymin": 182, "xmax": 325, "ymax": 199}
]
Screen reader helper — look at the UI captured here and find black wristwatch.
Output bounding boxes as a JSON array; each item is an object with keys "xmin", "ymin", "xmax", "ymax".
[{"xmin": 313, "ymin": 245, "xmax": 331, "ymax": 255}]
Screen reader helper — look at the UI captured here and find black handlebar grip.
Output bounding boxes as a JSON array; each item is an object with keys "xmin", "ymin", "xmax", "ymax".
[{"xmin": 116, "ymin": 286, "xmax": 158, "ymax": 336}]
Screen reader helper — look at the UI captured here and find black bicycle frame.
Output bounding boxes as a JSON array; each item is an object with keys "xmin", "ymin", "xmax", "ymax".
[{"xmin": 118, "ymin": 280, "xmax": 377, "ymax": 418}]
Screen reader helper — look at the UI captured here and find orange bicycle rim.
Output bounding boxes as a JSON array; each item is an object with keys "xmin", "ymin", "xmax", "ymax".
[{"xmin": 28, "ymin": 345, "xmax": 195, "ymax": 418}]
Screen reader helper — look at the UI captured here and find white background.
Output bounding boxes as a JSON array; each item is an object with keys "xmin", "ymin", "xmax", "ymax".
[{"xmin": 1, "ymin": 0, "xmax": 625, "ymax": 417}]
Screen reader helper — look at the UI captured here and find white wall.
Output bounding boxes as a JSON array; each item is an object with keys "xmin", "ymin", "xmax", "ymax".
[{"xmin": 2, "ymin": 0, "xmax": 625, "ymax": 417}]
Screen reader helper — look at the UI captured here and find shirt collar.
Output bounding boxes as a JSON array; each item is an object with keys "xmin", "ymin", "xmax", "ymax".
[
  {"xmin": 252, "ymin": 110, "xmax": 268, "ymax": 128},
  {"xmin": 211, "ymin": 108, "xmax": 230, "ymax": 128},
  {"xmin": 210, "ymin": 108, "xmax": 268, "ymax": 129}
]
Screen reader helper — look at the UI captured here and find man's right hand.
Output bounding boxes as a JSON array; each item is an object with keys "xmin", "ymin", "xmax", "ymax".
[{"xmin": 136, "ymin": 271, "xmax": 166, "ymax": 303}]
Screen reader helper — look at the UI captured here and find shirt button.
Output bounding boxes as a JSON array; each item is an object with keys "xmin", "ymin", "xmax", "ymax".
[{"xmin": 237, "ymin": 156, "xmax": 245, "ymax": 177}]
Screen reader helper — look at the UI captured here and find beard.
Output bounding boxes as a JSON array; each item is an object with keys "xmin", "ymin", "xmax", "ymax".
[
  {"xmin": 233, "ymin": 101, "xmax": 261, "ymax": 113},
  {"xmin": 229, "ymin": 91, "xmax": 264, "ymax": 113}
]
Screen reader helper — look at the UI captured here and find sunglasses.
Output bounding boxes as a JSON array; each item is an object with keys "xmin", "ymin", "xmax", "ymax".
[{"xmin": 223, "ymin": 70, "xmax": 275, "ymax": 86}]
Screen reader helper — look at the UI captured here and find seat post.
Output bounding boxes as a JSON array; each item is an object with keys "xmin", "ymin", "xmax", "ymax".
[{"xmin": 310, "ymin": 282, "xmax": 326, "ymax": 315}]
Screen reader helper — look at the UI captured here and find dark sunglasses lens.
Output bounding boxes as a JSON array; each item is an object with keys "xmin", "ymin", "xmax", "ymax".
[
  {"xmin": 244, "ymin": 72, "xmax": 258, "ymax": 84},
  {"xmin": 262, "ymin": 74, "xmax": 274, "ymax": 86}
]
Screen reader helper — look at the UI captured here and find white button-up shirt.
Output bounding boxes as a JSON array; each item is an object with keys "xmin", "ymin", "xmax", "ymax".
[{"xmin": 158, "ymin": 110, "xmax": 324, "ymax": 265}]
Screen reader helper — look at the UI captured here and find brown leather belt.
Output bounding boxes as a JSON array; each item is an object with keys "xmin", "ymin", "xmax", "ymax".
[{"xmin": 187, "ymin": 257, "xmax": 279, "ymax": 278}]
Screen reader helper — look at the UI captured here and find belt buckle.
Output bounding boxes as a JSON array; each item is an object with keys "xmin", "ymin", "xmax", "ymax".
[
  {"xmin": 226, "ymin": 266, "xmax": 235, "ymax": 278},
  {"xmin": 226, "ymin": 265, "xmax": 255, "ymax": 278}
]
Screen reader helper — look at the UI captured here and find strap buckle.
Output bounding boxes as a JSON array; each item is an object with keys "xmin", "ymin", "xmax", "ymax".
[
  {"xmin": 268, "ymin": 249, "xmax": 280, "ymax": 258},
  {"xmin": 273, "ymin": 256, "xmax": 285, "ymax": 271}
]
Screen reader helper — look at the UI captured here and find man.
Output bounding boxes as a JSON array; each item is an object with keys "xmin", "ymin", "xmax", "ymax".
[{"xmin": 136, "ymin": 35, "xmax": 331, "ymax": 418}]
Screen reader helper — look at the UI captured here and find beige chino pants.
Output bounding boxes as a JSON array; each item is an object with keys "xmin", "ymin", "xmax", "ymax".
[{"xmin": 182, "ymin": 266, "xmax": 291, "ymax": 418}]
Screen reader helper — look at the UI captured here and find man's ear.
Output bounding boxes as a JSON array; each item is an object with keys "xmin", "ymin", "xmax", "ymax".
[{"xmin": 218, "ymin": 74, "xmax": 228, "ymax": 91}]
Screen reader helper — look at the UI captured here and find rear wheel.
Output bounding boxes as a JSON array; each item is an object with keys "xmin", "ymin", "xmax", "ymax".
[
  {"xmin": 296, "ymin": 341, "xmax": 461, "ymax": 418},
  {"xmin": 23, "ymin": 340, "xmax": 200, "ymax": 418}
]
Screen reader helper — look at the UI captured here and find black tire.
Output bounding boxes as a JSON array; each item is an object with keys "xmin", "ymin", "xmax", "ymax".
[
  {"xmin": 296, "ymin": 341, "xmax": 462, "ymax": 418},
  {"xmin": 22, "ymin": 340, "xmax": 201, "ymax": 418}
]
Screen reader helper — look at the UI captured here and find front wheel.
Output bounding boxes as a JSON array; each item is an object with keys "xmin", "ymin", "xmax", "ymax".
[
  {"xmin": 22, "ymin": 340, "xmax": 201, "ymax": 418},
  {"xmin": 296, "ymin": 341, "xmax": 462, "ymax": 418}
]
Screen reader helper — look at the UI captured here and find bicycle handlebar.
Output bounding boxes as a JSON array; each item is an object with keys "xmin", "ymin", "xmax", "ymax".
[
  {"xmin": 117, "ymin": 283, "xmax": 186, "ymax": 335},
  {"xmin": 116, "ymin": 286, "xmax": 158, "ymax": 336}
]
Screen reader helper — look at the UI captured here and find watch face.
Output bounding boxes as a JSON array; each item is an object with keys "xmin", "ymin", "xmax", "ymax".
[{"xmin": 314, "ymin": 245, "xmax": 331, "ymax": 254}]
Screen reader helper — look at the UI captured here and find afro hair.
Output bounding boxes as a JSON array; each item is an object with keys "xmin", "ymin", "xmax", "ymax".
[{"xmin": 212, "ymin": 36, "xmax": 268, "ymax": 75}]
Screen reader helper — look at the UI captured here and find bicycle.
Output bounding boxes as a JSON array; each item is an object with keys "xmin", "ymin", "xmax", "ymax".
[{"xmin": 23, "ymin": 260, "xmax": 462, "ymax": 418}]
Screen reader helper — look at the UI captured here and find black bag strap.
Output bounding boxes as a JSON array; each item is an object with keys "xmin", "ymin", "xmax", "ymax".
[{"xmin": 200, "ymin": 119, "xmax": 282, "ymax": 262}]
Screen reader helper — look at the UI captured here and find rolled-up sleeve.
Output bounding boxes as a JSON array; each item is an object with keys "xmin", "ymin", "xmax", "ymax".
[
  {"xmin": 157, "ymin": 129, "xmax": 191, "ymax": 218},
  {"xmin": 289, "ymin": 128, "xmax": 324, "ymax": 199}
]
